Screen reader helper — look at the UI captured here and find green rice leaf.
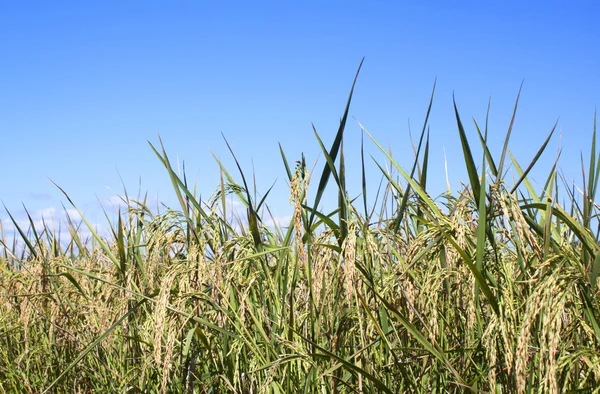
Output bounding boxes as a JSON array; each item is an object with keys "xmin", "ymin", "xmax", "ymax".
[
  {"xmin": 309, "ymin": 58, "xmax": 363, "ymax": 228},
  {"xmin": 453, "ymin": 95, "xmax": 482, "ymax": 207},
  {"xmin": 497, "ymin": 82, "xmax": 523, "ymax": 181},
  {"xmin": 509, "ymin": 120, "xmax": 557, "ymax": 194}
]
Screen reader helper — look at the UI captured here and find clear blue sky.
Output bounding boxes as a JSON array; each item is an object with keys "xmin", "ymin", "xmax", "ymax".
[{"xmin": 1, "ymin": 1, "xmax": 599, "ymax": 238}]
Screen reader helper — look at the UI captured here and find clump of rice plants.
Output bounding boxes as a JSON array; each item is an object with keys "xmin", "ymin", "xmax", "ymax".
[{"xmin": 2, "ymin": 63, "xmax": 600, "ymax": 393}]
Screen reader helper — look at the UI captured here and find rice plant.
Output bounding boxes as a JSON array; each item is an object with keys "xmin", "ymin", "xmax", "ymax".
[{"xmin": 1, "ymin": 63, "xmax": 599, "ymax": 393}]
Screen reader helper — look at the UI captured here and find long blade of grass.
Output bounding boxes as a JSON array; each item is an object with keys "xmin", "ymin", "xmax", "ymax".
[
  {"xmin": 255, "ymin": 180, "xmax": 277, "ymax": 213},
  {"xmin": 474, "ymin": 130, "xmax": 489, "ymax": 315},
  {"xmin": 509, "ymin": 151, "xmax": 540, "ymax": 202},
  {"xmin": 2, "ymin": 203, "xmax": 37, "ymax": 259},
  {"xmin": 279, "ymin": 142, "xmax": 294, "ymax": 182},
  {"xmin": 590, "ymin": 112, "xmax": 600, "ymax": 213},
  {"xmin": 391, "ymin": 80, "xmax": 436, "ymax": 231},
  {"xmin": 301, "ymin": 204, "xmax": 340, "ymax": 235},
  {"xmin": 509, "ymin": 120, "xmax": 557, "ymax": 194},
  {"xmin": 363, "ymin": 126, "xmax": 445, "ymax": 220},
  {"xmin": 522, "ymin": 202, "xmax": 598, "ymax": 255},
  {"xmin": 453, "ymin": 95, "xmax": 482, "ymax": 207},
  {"xmin": 473, "ymin": 100, "xmax": 498, "ymax": 177},
  {"xmin": 50, "ymin": 181, "xmax": 122, "ymax": 272},
  {"xmin": 584, "ymin": 121, "xmax": 597, "ymax": 229},
  {"xmin": 308, "ymin": 58, "xmax": 363, "ymax": 228},
  {"xmin": 338, "ymin": 138, "xmax": 348, "ymax": 246},
  {"xmin": 415, "ymin": 130, "xmax": 431, "ymax": 234},
  {"xmin": 221, "ymin": 134, "xmax": 263, "ymax": 248},
  {"xmin": 149, "ymin": 139, "xmax": 212, "ymax": 224},
  {"xmin": 22, "ymin": 205, "xmax": 44, "ymax": 257},
  {"xmin": 497, "ymin": 81, "xmax": 523, "ymax": 181},
  {"xmin": 361, "ymin": 130, "xmax": 369, "ymax": 220}
]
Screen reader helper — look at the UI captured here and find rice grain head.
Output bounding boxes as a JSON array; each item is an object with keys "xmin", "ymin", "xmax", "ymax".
[{"xmin": 343, "ymin": 220, "xmax": 357, "ymax": 303}]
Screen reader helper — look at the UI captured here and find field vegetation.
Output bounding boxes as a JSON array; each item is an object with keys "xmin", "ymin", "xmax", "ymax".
[{"xmin": 2, "ymin": 63, "xmax": 600, "ymax": 393}]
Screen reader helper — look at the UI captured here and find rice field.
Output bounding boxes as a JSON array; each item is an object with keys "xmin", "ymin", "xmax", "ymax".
[{"xmin": 2, "ymin": 65, "xmax": 600, "ymax": 393}]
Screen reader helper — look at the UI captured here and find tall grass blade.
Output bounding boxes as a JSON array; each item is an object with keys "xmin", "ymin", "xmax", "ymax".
[
  {"xmin": 453, "ymin": 95, "xmax": 482, "ymax": 207},
  {"xmin": 361, "ymin": 130, "xmax": 369, "ymax": 221},
  {"xmin": 391, "ymin": 80, "xmax": 436, "ymax": 231},
  {"xmin": 509, "ymin": 120, "xmax": 557, "ymax": 194},
  {"xmin": 279, "ymin": 142, "xmax": 294, "ymax": 182},
  {"xmin": 474, "ymin": 128, "xmax": 489, "ymax": 315},
  {"xmin": 221, "ymin": 134, "xmax": 263, "ymax": 248},
  {"xmin": 497, "ymin": 81, "xmax": 523, "ymax": 181},
  {"xmin": 51, "ymin": 180, "xmax": 122, "ymax": 272},
  {"xmin": 522, "ymin": 202, "xmax": 598, "ymax": 255},
  {"xmin": 22, "ymin": 205, "xmax": 44, "ymax": 257},
  {"xmin": 509, "ymin": 151, "xmax": 540, "ymax": 203},
  {"xmin": 473, "ymin": 99, "xmax": 498, "ymax": 177},
  {"xmin": 2, "ymin": 203, "xmax": 37, "ymax": 259},
  {"xmin": 308, "ymin": 58, "xmax": 363, "ymax": 228},
  {"xmin": 365, "ymin": 132, "xmax": 444, "ymax": 220},
  {"xmin": 338, "ymin": 138, "xmax": 348, "ymax": 246}
]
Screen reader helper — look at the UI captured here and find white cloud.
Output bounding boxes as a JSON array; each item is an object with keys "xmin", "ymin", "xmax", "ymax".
[
  {"xmin": 0, "ymin": 218, "xmax": 15, "ymax": 232},
  {"xmin": 106, "ymin": 195, "xmax": 128, "ymax": 207},
  {"xmin": 65, "ymin": 208, "xmax": 81, "ymax": 220},
  {"xmin": 0, "ymin": 205, "xmax": 103, "ymax": 248},
  {"xmin": 264, "ymin": 215, "xmax": 292, "ymax": 228},
  {"xmin": 37, "ymin": 207, "xmax": 57, "ymax": 218}
]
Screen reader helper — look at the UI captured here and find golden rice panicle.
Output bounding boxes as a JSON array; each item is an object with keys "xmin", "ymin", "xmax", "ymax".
[
  {"xmin": 154, "ymin": 270, "xmax": 178, "ymax": 368},
  {"xmin": 160, "ymin": 314, "xmax": 179, "ymax": 394},
  {"xmin": 342, "ymin": 220, "xmax": 358, "ymax": 303},
  {"xmin": 310, "ymin": 232, "xmax": 335, "ymax": 308},
  {"xmin": 290, "ymin": 158, "xmax": 308, "ymax": 266}
]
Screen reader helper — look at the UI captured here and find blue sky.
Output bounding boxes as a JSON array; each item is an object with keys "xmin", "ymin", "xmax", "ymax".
[{"xmin": 1, "ymin": 1, "xmax": 599, "ymax": 238}]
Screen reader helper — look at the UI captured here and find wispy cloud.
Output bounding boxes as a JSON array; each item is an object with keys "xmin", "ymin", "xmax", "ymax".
[
  {"xmin": 0, "ymin": 205, "xmax": 102, "ymax": 249},
  {"xmin": 38, "ymin": 207, "xmax": 57, "ymax": 218},
  {"xmin": 106, "ymin": 195, "xmax": 127, "ymax": 207},
  {"xmin": 65, "ymin": 208, "xmax": 82, "ymax": 220},
  {"xmin": 264, "ymin": 215, "xmax": 292, "ymax": 228},
  {"xmin": 215, "ymin": 196, "xmax": 292, "ymax": 230}
]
